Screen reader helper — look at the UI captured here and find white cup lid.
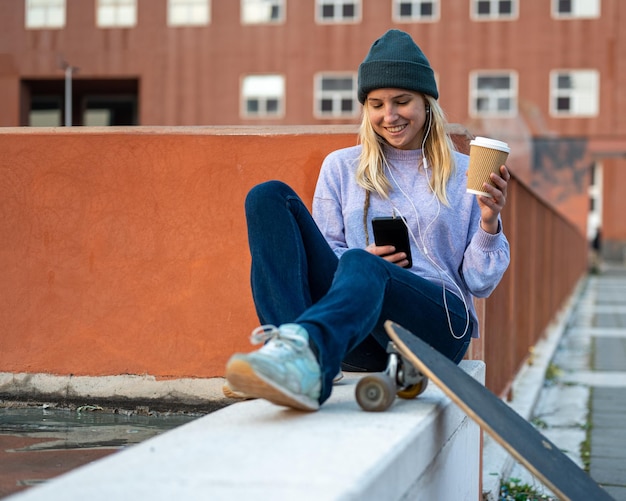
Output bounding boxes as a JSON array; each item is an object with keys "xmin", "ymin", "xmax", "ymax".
[{"xmin": 470, "ymin": 136, "xmax": 510, "ymax": 153}]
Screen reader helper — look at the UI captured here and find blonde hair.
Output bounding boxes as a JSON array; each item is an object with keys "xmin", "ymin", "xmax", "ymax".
[{"xmin": 356, "ymin": 95, "xmax": 456, "ymax": 205}]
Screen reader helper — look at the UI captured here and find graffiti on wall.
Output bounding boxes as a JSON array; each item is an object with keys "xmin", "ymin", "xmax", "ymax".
[{"xmin": 531, "ymin": 137, "xmax": 592, "ymax": 205}]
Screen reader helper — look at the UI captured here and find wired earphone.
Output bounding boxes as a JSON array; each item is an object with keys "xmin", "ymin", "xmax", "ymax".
[{"xmin": 383, "ymin": 102, "xmax": 471, "ymax": 341}]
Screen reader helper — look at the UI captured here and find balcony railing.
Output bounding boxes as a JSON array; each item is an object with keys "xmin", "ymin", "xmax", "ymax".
[{"xmin": 469, "ymin": 176, "xmax": 587, "ymax": 394}]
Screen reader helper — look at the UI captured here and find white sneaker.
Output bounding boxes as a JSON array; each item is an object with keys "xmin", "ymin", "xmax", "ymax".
[{"xmin": 225, "ymin": 324, "xmax": 322, "ymax": 411}]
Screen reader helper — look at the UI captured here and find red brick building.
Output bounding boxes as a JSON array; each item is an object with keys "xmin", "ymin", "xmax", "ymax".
[{"xmin": 1, "ymin": 0, "xmax": 625, "ymax": 259}]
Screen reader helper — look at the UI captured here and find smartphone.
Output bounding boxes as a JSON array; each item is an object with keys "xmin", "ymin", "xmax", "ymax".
[{"xmin": 372, "ymin": 216, "xmax": 412, "ymax": 268}]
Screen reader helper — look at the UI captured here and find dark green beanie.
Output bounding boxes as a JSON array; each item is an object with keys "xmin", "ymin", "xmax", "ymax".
[{"xmin": 358, "ymin": 29, "xmax": 438, "ymax": 104}]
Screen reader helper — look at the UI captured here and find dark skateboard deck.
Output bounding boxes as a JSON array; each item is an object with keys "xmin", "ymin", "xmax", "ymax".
[{"xmin": 384, "ymin": 320, "xmax": 613, "ymax": 501}]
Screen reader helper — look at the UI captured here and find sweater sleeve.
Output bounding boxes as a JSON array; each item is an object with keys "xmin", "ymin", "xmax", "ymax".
[{"xmin": 460, "ymin": 215, "xmax": 510, "ymax": 298}]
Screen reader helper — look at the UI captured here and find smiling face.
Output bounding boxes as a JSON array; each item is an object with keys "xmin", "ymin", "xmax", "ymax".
[{"xmin": 366, "ymin": 88, "xmax": 429, "ymax": 150}]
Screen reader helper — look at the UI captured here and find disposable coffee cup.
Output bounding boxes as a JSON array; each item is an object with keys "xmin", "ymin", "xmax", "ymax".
[{"xmin": 467, "ymin": 137, "xmax": 510, "ymax": 197}]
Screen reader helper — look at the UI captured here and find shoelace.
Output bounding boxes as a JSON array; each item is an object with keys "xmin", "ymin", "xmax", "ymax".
[{"xmin": 249, "ymin": 324, "xmax": 308, "ymax": 350}]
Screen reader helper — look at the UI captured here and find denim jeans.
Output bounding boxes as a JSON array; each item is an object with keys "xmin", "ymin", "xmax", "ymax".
[{"xmin": 245, "ymin": 181, "xmax": 472, "ymax": 404}]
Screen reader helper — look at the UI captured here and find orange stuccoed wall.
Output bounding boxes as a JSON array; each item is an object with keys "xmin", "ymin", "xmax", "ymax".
[
  {"xmin": 0, "ymin": 126, "xmax": 350, "ymax": 378},
  {"xmin": 0, "ymin": 126, "xmax": 472, "ymax": 380}
]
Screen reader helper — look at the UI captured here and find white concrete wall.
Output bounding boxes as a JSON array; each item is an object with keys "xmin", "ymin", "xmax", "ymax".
[{"xmin": 7, "ymin": 362, "xmax": 485, "ymax": 501}]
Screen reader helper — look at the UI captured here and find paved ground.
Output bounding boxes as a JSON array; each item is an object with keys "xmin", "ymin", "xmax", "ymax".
[{"xmin": 509, "ymin": 265, "xmax": 626, "ymax": 500}]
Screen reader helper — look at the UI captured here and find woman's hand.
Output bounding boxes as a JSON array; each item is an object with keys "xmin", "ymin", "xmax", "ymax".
[
  {"xmin": 476, "ymin": 165, "xmax": 510, "ymax": 234},
  {"xmin": 366, "ymin": 243, "xmax": 410, "ymax": 268}
]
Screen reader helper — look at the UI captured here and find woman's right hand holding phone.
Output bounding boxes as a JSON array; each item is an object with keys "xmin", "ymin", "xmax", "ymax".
[{"xmin": 366, "ymin": 244, "xmax": 410, "ymax": 268}]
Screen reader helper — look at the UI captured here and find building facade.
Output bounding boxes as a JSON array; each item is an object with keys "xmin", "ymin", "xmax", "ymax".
[{"xmin": 1, "ymin": 0, "xmax": 626, "ymax": 258}]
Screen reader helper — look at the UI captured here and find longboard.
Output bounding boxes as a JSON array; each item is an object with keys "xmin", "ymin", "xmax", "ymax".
[{"xmin": 384, "ymin": 320, "xmax": 613, "ymax": 501}]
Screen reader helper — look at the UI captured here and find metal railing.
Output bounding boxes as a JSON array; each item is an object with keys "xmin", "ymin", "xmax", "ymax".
[{"xmin": 471, "ymin": 176, "xmax": 588, "ymax": 396}]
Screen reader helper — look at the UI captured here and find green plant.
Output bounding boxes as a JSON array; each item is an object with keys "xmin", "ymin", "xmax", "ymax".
[
  {"xmin": 544, "ymin": 363, "xmax": 563, "ymax": 384},
  {"xmin": 499, "ymin": 477, "xmax": 556, "ymax": 500},
  {"xmin": 580, "ymin": 389, "xmax": 594, "ymax": 471}
]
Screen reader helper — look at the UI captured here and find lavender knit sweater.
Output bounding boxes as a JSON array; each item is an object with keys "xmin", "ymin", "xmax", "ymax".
[{"xmin": 312, "ymin": 144, "xmax": 510, "ymax": 338}]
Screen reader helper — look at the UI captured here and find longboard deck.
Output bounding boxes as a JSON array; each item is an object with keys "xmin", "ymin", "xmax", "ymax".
[{"xmin": 385, "ymin": 320, "xmax": 612, "ymax": 501}]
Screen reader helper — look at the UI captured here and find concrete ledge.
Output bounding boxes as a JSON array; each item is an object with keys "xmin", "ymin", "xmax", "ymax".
[
  {"xmin": 0, "ymin": 372, "xmax": 229, "ymax": 412},
  {"xmin": 7, "ymin": 361, "xmax": 484, "ymax": 501}
]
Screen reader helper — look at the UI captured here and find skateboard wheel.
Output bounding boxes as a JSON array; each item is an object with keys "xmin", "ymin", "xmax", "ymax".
[
  {"xmin": 397, "ymin": 377, "xmax": 429, "ymax": 399},
  {"xmin": 355, "ymin": 373, "xmax": 396, "ymax": 412}
]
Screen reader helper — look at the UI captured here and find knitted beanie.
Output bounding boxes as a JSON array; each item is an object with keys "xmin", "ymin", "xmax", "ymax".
[{"xmin": 357, "ymin": 29, "xmax": 438, "ymax": 104}]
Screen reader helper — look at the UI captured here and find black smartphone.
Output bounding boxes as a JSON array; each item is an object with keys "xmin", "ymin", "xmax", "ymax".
[{"xmin": 372, "ymin": 216, "xmax": 412, "ymax": 268}]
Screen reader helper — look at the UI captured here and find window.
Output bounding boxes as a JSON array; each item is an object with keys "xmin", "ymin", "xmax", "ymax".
[
  {"xmin": 97, "ymin": 0, "xmax": 137, "ymax": 28},
  {"xmin": 23, "ymin": 78, "xmax": 139, "ymax": 126},
  {"xmin": 587, "ymin": 161, "xmax": 602, "ymax": 241},
  {"xmin": 471, "ymin": 0, "xmax": 516, "ymax": 20},
  {"xmin": 393, "ymin": 0, "xmax": 439, "ymax": 22},
  {"xmin": 550, "ymin": 70, "xmax": 599, "ymax": 117},
  {"xmin": 470, "ymin": 71, "xmax": 517, "ymax": 117},
  {"xmin": 241, "ymin": 75, "xmax": 285, "ymax": 118},
  {"xmin": 25, "ymin": 0, "xmax": 65, "ymax": 29},
  {"xmin": 29, "ymin": 96, "xmax": 63, "ymax": 126},
  {"xmin": 242, "ymin": 0, "xmax": 284, "ymax": 24},
  {"xmin": 314, "ymin": 74, "xmax": 358, "ymax": 118},
  {"xmin": 168, "ymin": 0, "xmax": 210, "ymax": 26},
  {"xmin": 316, "ymin": 0, "xmax": 361, "ymax": 23},
  {"xmin": 552, "ymin": 0, "xmax": 600, "ymax": 19}
]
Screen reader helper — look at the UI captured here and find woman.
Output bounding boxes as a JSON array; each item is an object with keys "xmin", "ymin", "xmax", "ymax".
[{"xmin": 225, "ymin": 29, "xmax": 510, "ymax": 411}]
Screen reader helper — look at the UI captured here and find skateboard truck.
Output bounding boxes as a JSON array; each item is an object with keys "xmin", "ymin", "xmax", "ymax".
[{"xmin": 355, "ymin": 341, "xmax": 428, "ymax": 412}]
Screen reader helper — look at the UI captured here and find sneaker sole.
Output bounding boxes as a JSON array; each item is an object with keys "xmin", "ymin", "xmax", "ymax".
[
  {"xmin": 222, "ymin": 383, "xmax": 256, "ymax": 401},
  {"xmin": 225, "ymin": 358, "xmax": 319, "ymax": 412}
]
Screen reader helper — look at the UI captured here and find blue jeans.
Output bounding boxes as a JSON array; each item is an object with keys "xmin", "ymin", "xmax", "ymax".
[{"xmin": 245, "ymin": 181, "xmax": 471, "ymax": 404}]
